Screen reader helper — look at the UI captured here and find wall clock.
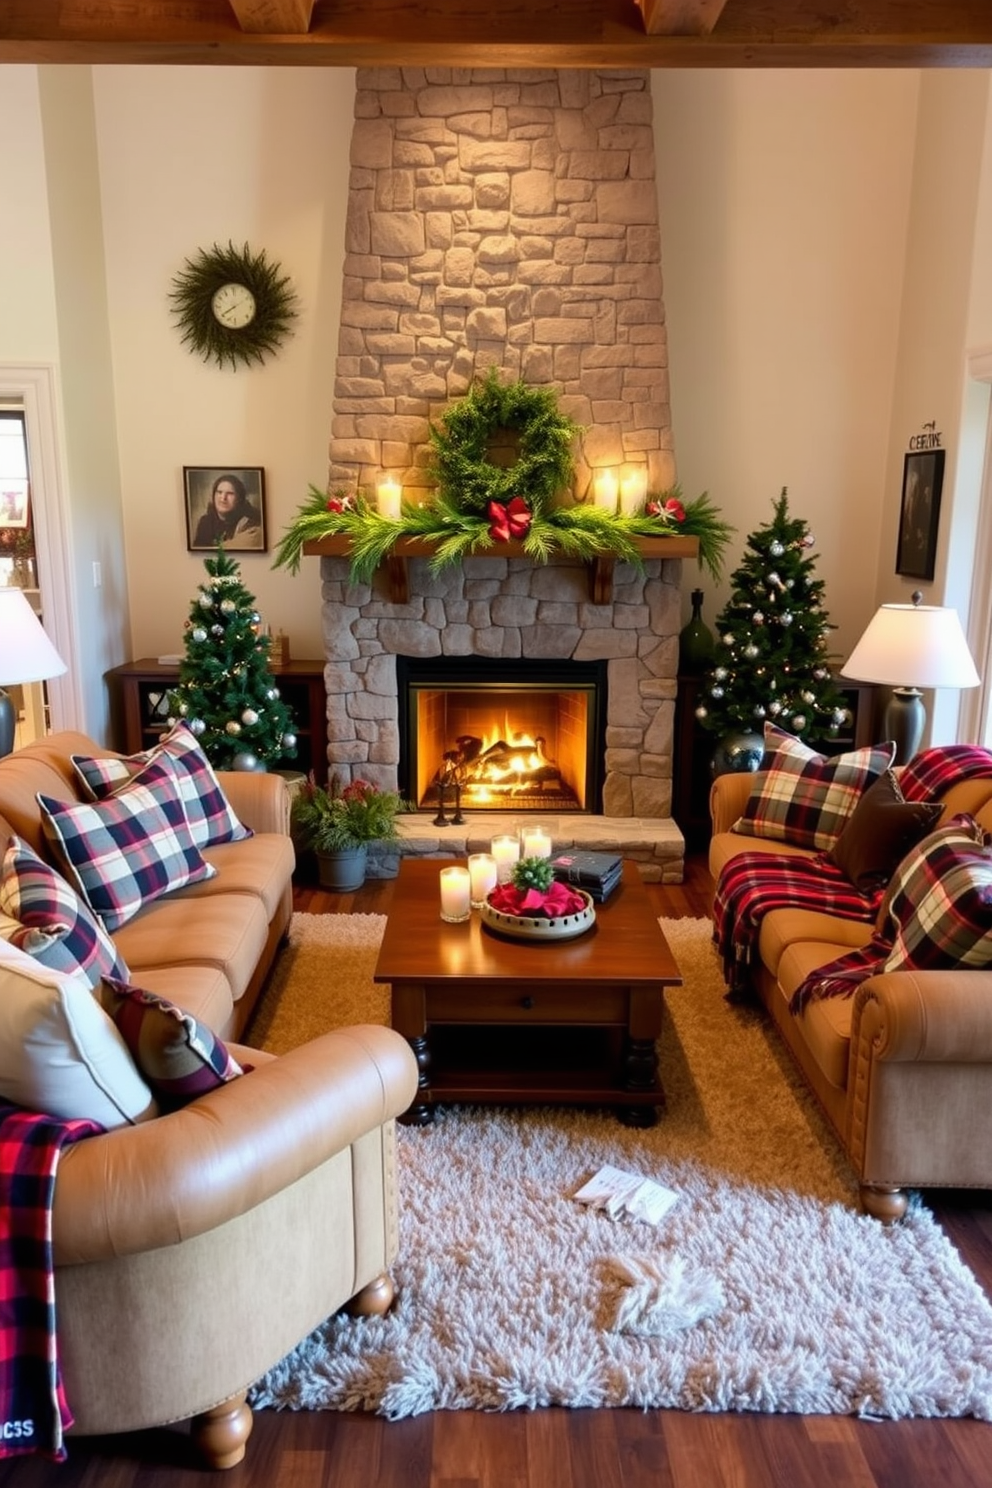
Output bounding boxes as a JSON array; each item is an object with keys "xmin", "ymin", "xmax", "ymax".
[{"xmin": 169, "ymin": 241, "xmax": 298, "ymax": 371}]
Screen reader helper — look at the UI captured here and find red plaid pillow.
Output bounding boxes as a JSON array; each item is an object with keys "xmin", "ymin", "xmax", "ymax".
[
  {"xmin": 731, "ymin": 723, "xmax": 895, "ymax": 852},
  {"xmin": 880, "ymin": 815, "xmax": 992, "ymax": 973},
  {"xmin": 101, "ymin": 980, "xmax": 244, "ymax": 1110}
]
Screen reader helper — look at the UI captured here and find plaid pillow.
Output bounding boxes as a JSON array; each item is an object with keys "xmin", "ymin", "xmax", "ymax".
[
  {"xmin": 731, "ymin": 723, "xmax": 895, "ymax": 852},
  {"xmin": 71, "ymin": 721, "xmax": 251, "ymax": 849},
  {"xmin": 880, "ymin": 815, "xmax": 992, "ymax": 972},
  {"xmin": 101, "ymin": 980, "xmax": 244, "ymax": 1109},
  {"xmin": 38, "ymin": 755, "xmax": 216, "ymax": 933},
  {"xmin": 0, "ymin": 837, "xmax": 130, "ymax": 989}
]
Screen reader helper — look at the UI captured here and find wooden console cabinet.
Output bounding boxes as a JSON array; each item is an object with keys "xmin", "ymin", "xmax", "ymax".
[{"xmin": 105, "ymin": 658, "xmax": 329, "ymax": 785}]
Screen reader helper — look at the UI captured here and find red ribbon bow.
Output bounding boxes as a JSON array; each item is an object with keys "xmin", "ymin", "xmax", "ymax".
[
  {"xmin": 326, "ymin": 494, "xmax": 353, "ymax": 514},
  {"xmin": 646, "ymin": 496, "xmax": 685, "ymax": 523},
  {"xmin": 487, "ymin": 497, "xmax": 532, "ymax": 543}
]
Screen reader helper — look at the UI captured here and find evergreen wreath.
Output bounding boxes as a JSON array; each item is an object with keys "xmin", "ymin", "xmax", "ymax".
[{"xmin": 273, "ymin": 371, "xmax": 733, "ymax": 583}]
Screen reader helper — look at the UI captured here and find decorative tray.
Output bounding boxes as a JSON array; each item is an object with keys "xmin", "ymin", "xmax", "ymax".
[{"xmin": 480, "ymin": 890, "xmax": 596, "ymax": 942}]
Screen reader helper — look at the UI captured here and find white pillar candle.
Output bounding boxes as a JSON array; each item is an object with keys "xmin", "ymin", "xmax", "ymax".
[
  {"xmin": 520, "ymin": 825, "xmax": 552, "ymax": 859},
  {"xmin": 468, "ymin": 852, "xmax": 498, "ymax": 908},
  {"xmin": 491, "ymin": 834, "xmax": 521, "ymax": 884},
  {"xmin": 439, "ymin": 866, "xmax": 471, "ymax": 923},
  {"xmin": 620, "ymin": 467, "xmax": 647, "ymax": 516},
  {"xmin": 376, "ymin": 478, "xmax": 402, "ymax": 520},
  {"xmin": 593, "ymin": 469, "xmax": 618, "ymax": 512}
]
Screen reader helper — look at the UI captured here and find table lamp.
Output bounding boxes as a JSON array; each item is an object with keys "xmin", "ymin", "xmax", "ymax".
[
  {"xmin": 841, "ymin": 591, "xmax": 979, "ymax": 764},
  {"xmin": 0, "ymin": 587, "xmax": 67, "ymax": 758}
]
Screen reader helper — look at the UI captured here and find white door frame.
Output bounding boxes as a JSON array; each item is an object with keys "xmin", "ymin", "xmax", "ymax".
[{"xmin": 0, "ymin": 363, "xmax": 83, "ymax": 733}]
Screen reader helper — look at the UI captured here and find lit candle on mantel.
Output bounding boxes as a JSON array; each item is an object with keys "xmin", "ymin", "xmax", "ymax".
[
  {"xmin": 376, "ymin": 477, "xmax": 403, "ymax": 520},
  {"xmin": 593, "ymin": 469, "xmax": 619, "ymax": 512},
  {"xmin": 620, "ymin": 467, "xmax": 648, "ymax": 516},
  {"xmin": 491, "ymin": 834, "xmax": 521, "ymax": 884},
  {"xmin": 520, "ymin": 825, "xmax": 552, "ymax": 859},
  {"xmin": 439, "ymin": 865, "xmax": 471, "ymax": 923}
]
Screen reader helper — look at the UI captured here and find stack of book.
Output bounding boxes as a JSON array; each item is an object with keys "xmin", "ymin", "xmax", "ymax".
[{"xmin": 550, "ymin": 850, "xmax": 623, "ymax": 903}]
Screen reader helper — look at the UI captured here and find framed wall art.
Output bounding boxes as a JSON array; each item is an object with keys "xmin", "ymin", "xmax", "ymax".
[
  {"xmin": 0, "ymin": 477, "xmax": 29, "ymax": 529},
  {"xmin": 895, "ymin": 449, "xmax": 944, "ymax": 582},
  {"xmin": 184, "ymin": 466, "xmax": 267, "ymax": 552}
]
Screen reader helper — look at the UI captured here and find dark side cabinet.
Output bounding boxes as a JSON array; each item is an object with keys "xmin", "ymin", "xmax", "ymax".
[{"xmin": 106, "ymin": 658, "xmax": 329, "ymax": 786}]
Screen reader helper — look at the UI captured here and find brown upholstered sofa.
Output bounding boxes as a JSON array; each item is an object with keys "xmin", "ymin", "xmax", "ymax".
[
  {"xmin": 0, "ymin": 732, "xmax": 418, "ymax": 1467},
  {"xmin": 709, "ymin": 767, "xmax": 992, "ymax": 1223}
]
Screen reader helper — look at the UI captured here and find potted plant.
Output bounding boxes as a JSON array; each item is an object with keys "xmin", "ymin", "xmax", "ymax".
[{"xmin": 291, "ymin": 774, "xmax": 409, "ymax": 890}]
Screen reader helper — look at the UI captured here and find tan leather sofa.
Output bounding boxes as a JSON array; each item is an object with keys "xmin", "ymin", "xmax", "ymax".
[
  {"xmin": 0, "ymin": 733, "xmax": 419, "ymax": 1467},
  {"xmin": 709, "ymin": 769, "xmax": 992, "ymax": 1223}
]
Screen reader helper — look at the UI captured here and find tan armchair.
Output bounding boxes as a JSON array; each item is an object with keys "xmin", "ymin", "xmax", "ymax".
[{"xmin": 52, "ymin": 1024, "xmax": 418, "ymax": 1468}]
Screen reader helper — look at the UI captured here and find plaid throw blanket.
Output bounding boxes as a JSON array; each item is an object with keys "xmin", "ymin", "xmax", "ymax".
[
  {"xmin": 0, "ymin": 1102, "xmax": 101, "ymax": 1461},
  {"xmin": 713, "ymin": 744, "xmax": 992, "ymax": 995}
]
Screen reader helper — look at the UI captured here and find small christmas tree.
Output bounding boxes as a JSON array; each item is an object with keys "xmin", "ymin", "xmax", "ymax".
[
  {"xmin": 695, "ymin": 489, "xmax": 849, "ymax": 744},
  {"xmin": 168, "ymin": 547, "xmax": 297, "ymax": 770}
]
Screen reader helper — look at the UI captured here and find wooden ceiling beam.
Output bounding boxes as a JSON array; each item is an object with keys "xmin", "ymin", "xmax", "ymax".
[
  {"xmin": 1, "ymin": 0, "xmax": 990, "ymax": 67},
  {"xmin": 226, "ymin": 1, "xmax": 315, "ymax": 33},
  {"xmin": 634, "ymin": 0, "xmax": 729, "ymax": 38}
]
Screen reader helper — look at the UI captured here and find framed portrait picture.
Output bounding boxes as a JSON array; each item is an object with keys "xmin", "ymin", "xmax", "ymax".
[
  {"xmin": 895, "ymin": 449, "xmax": 944, "ymax": 582},
  {"xmin": 0, "ymin": 478, "xmax": 30, "ymax": 529},
  {"xmin": 184, "ymin": 466, "xmax": 267, "ymax": 553}
]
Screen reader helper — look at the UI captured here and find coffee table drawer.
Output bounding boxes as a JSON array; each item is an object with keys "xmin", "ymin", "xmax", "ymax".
[{"xmin": 426, "ymin": 983, "xmax": 629, "ymax": 1024}]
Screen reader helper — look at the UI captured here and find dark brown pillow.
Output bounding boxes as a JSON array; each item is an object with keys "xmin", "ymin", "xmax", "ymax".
[{"xmin": 827, "ymin": 769, "xmax": 942, "ymax": 891}]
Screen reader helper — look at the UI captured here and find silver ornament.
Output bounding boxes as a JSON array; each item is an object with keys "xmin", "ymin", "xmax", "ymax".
[
  {"xmin": 212, "ymin": 624, "xmax": 224, "ymax": 635},
  {"xmin": 190, "ymin": 719, "xmax": 206, "ymax": 735},
  {"xmin": 220, "ymin": 599, "xmax": 237, "ymax": 614},
  {"xmin": 802, "ymin": 691, "xmax": 815, "ymax": 704},
  {"xmin": 769, "ymin": 700, "xmax": 782, "ymax": 715},
  {"xmin": 191, "ymin": 627, "xmax": 207, "ymax": 643},
  {"xmin": 198, "ymin": 593, "xmax": 213, "ymax": 609},
  {"xmin": 767, "ymin": 572, "xmax": 780, "ymax": 586},
  {"xmin": 241, "ymin": 708, "xmax": 259, "ymax": 726},
  {"xmin": 711, "ymin": 685, "xmax": 725, "ymax": 699},
  {"xmin": 745, "ymin": 644, "xmax": 759, "ymax": 659},
  {"xmin": 232, "ymin": 751, "xmax": 261, "ymax": 772},
  {"xmin": 722, "ymin": 633, "xmax": 735, "ymax": 646},
  {"xmin": 753, "ymin": 705, "xmax": 766, "ymax": 717},
  {"xmin": 753, "ymin": 612, "xmax": 764, "ymax": 625},
  {"xmin": 770, "ymin": 541, "xmax": 784, "ymax": 557},
  {"xmin": 266, "ymin": 688, "xmax": 279, "ymax": 701},
  {"xmin": 714, "ymin": 667, "xmax": 728, "ymax": 681},
  {"xmin": 281, "ymin": 732, "xmax": 297, "ymax": 750},
  {"xmin": 166, "ymin": 715, "xmax": 176, "ymax": 728},
  {"xmin": 791, "ymin": 714, "xmax": 807, "ymax": 730},
  {"xmin": 782, "ymin": 612, "xmax": 793, "ymax": 625},
  {"xmin": 695, "ymin": 705, "xmax": 708, "ymax": 720},
  {"xmin": 177, "ymin": 702, "xmax": 188, "ymax": 715},
  {"xmin": 225, "ymin": 721, "xmax": 242, "ymax": 736}
]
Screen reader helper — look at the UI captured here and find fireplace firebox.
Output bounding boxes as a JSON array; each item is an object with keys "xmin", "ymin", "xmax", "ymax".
[{"xmin": 397, "ymin": 657, "xmax": 608, "ymax": 814}]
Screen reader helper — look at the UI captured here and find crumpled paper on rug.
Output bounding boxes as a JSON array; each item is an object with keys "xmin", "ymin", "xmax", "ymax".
[
  {"xmin": 602, "ymin": 1254, "xmax": 725, "ymax": 1337},
  {"xmin": 573, "ymin": 1163, "xmax": 679, "ymax": 1225}
]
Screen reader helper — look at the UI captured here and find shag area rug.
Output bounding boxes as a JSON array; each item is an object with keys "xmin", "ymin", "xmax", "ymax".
[{"xmin": 246, "ymin": 913, "xmax": 992, "ymax": 1421}]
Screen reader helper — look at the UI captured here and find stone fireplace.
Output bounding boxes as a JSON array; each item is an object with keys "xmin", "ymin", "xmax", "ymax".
[{"xmin": 319, "ymin": 65, "xmax": 686, "ymax": 879}]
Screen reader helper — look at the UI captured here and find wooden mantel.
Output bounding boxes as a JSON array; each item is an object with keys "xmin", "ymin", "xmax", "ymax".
[
  {"xmin": 0, "ymin": 0, "xmax": 989, "ymax": 67},
  {"xmin": 302, "ymin": 532, "xmax": 700, "ymax": 604}
]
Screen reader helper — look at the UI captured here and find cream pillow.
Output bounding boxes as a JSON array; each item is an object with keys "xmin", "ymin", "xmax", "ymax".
[{"xmin": 0, "ymin": 938, "xmax": 158, "ymax": 1127}]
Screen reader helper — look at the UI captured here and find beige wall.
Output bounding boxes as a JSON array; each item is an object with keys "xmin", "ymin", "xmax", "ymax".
[
  {"xmin": 91, "ymin": 65, "xmax": 355, "ymax": 663},
  {"xmin": 652, "ymin": 69, "xmax": 920, "ymax": 660}
]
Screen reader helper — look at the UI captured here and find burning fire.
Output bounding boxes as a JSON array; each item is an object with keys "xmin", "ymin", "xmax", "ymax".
[{"xmin": 439, "ymin": 711, "xmax": 565, "ymax": 802}]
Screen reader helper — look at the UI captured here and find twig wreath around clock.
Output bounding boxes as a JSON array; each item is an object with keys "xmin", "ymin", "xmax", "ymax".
[{"xmin": 169, "ymin": 241, "xmax": 298, "ymax": 371}]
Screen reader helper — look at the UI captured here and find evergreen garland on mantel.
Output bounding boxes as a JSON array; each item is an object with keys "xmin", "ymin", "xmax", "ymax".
[{"xmin": 273, "ymin": 370, "xmax": 733, "ymax": 585}]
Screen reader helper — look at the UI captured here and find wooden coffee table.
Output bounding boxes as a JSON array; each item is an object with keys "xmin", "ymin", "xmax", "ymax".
[{"xmin": 373, "ymin": 857, "xmax": 682, "ymax": 1126}]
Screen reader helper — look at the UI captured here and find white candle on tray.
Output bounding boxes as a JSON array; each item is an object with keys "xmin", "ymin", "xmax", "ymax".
[
  {"xmin": 520, "ymin": 825, "xmax": 552, "ymax": 859},
  {"xmin": 620, "ymin": 467, "xmax": 647, "ymax": 516},
  {"xmin": 491, "ymin": 834, "xmax": 521, "ymax": 884},
  {"xmin": 376, "ymin": 477, "xmax": 403, "ymax": 520},
  {"xmin": 593, "ymin": 469, "xmax": 618, "ymax": 512},
  {"xmin": 468, "ymin": 853, "xmax": 498, "ymax": 908},
  {"xmin": 439, "ymin": 866, "xmax": 471, "ymax": 923}
]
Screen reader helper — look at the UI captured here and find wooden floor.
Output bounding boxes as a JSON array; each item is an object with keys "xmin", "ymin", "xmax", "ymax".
[{"xmin": 6, "ymin": 856, "xmax": 992, "ymax": 1487}]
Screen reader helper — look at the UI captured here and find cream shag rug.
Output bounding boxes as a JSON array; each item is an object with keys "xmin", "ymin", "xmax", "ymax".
[{"xmin": 247, "ymin": 914, "xmax": 992, "ymax": 1421}]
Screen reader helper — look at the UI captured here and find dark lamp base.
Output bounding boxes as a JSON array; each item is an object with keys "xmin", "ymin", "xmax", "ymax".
[
  {"xmin": 0, "ymin": 689, "xmax": 15, "ymax": 759},
  {"xmin": 883, "ymin": 687, "xmax": 925, "ymax": 766}
]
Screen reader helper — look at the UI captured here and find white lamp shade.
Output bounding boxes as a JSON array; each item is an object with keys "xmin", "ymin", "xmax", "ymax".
[
  {"xmin": 841, "ymin": 603, "xmax": 979, "ymax": 691},
  {"xmin": 0, "ymin": 587, "xmax": 67, "ymax": 685}
]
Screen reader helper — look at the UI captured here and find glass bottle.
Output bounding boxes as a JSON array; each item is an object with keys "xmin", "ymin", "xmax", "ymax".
[{"xmin": 678, "ymin": 588, "xmax": 716, "ymax": 674}]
